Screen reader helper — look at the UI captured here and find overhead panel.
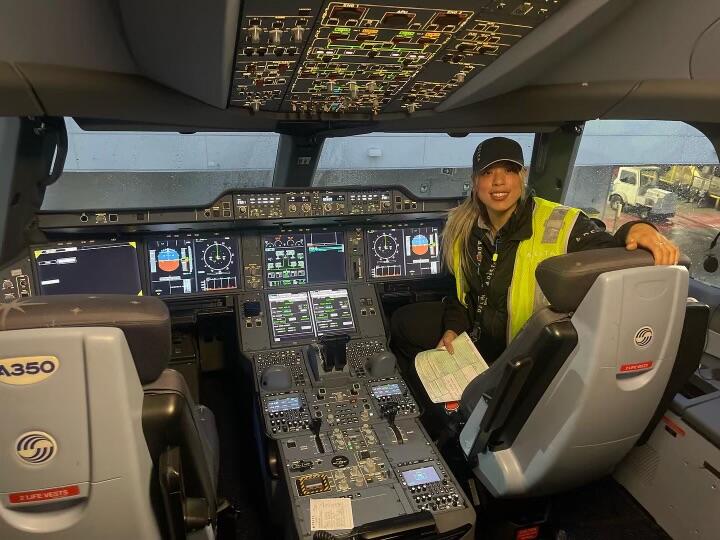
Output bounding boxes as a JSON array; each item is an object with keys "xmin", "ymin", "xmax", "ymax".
[{"xmin": 230, "ymin": 0, "xmax": 568, "ymax": 115}]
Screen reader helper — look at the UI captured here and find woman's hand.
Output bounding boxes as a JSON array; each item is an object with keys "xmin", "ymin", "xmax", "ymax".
[
  {"xmin": 437, "ymin": 330, "xmax": 459, "ymax": 354},
  {"xmin": 625, "ymin": 223, "xmax": 680, "ymax": 265}
]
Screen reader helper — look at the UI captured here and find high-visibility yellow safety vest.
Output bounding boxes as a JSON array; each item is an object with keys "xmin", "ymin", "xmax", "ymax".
[{"xmin": 452, "ymin": 197, "xmax": 580, "ymax": 343}]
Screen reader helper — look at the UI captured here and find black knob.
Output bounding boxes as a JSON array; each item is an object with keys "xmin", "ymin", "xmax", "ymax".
[{"xmin": 310, "ymin": 417, "xmax": 322, "ymax": 436}]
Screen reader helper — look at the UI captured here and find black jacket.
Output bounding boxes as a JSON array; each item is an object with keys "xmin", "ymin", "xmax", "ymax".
[{"xmin": 442, "ymin": 197, "xmax": 646, "ymax": 363}]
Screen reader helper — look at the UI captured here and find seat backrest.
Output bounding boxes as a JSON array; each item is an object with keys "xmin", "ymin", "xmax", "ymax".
[
  {"xmin": 460, "ymin": 249, "xmax": 689, "ymax": 497},
  {"xmin": 0, "ymin": 325, "xmax": 162, "ymax": 539},
  {"xmin": 0, "ymin": 295, "xmax": 217, "ymax": 539}
]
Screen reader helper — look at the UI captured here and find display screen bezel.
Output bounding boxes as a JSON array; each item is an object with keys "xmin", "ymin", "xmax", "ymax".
[
  {"xmin": 364, "ymin": 222, "xmax": 443, "ymax": 282},
  {"xmin": 30, "ymin": 239, "xmax": 145, "ymax": 296},
  {"xmin": 265, "ymin": 286, "xmax": 359, "ymax": 347},
  {"xmin": 144, "ymin": 233, "xmax": 242, "ymax": 298},
  {"xmin": 261, "ymin": 229, "xmax": 348, "ymax": 289}
]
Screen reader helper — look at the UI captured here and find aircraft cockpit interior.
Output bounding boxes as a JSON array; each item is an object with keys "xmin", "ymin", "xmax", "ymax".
[{"xmin": 2, "ymin": 1, "xmax": 720, "ymax": 540}]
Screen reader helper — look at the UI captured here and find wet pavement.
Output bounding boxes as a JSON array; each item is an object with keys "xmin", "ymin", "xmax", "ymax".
[{"xmin": 599, "ymin": 202, "xmax": 720, "ymax": 287}]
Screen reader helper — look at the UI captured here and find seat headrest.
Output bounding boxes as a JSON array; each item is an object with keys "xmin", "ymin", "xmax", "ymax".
[
  {"xmin": 536, "ymin": 248, "xmax": 690, "ymax": 313},
  {"xmin": 0, "ymin": 295, "xmax": 170, "ymax": 384}
]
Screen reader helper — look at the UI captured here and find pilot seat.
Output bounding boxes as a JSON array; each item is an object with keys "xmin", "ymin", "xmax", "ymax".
[
  {"xmin": 456, "ymin": 247, "xmax": 705, "ymax": 499},
  {"xmin": 0, "ymin": 295, "xmax": 220, "ymax": 539}
]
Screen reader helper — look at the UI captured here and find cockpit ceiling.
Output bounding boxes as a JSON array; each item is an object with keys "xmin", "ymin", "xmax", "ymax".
[
  {"xmin": 230, "ymin": 0, "xmax": 568, "ymax": 115},
  {"xmin": 4, "ymin": 0, "xmax": 720, "ymax": 132}
]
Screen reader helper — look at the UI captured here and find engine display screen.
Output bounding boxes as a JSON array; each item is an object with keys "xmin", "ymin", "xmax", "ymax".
[
  {"xmin": 309, "ymin": 289, "xmax": 356, "ymax": 336},
  {"xmin": 268, "ymin": 292, "xmax": 314, "ymax": 342},
  {"xmin": 33, "ymin": 242, "xmax": 142, "ymax": 295},
  {"xmin": 267, "ymin": 396, "xmax": 302, "ymax": 413},
  {"xmin": 366, "ymin": 226, "xmax": 440, "ymax": 280},
  {"xmin": 402, "ymin": 466, "xmax": 441, "ymax": 487},
  {"xmin": 371, "ymin": 383, "xmax": 403, "ymax": 399},
  {"xmin": 263, "ymin": 232, "xmax": 346, "ymax": 287},
  {"xmin": 147, "ymin": 236, "xmax": 239, "ymax": 296}
]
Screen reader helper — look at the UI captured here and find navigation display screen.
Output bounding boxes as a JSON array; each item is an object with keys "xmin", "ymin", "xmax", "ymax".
[
  {"xmin": 402, "ymin": 466, "xmax": 441, "ymax": 487},
  {"xmin": 33, "ymin": 242, "xmax": 142, "ymax": 295},
  {"xmin": 147, "ymin": 236, "xmax": 239, "ymax": 296},
  {"xmin": 372, "ymin": 383, "xmax": 403, "ymax": 399},
  {"xmin": 267, "ymin": 396, "xmax": 301, "ymax": 413},
  {"xmin": 366, "ymin": 226, "xmax": 440, "ymax": 280},
  {"xmin": 268, "ymin": 292, "xmax": 314, "ymax": 342},
  {"xmin": 263, "ymin": 232, "xmax": 346, "ymax": 287},
  {"xmin": 309, "ymin": 289, "xmax": 356, "ymax": 336}
]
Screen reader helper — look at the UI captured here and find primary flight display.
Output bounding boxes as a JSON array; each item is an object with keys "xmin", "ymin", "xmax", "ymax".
[{"xmin": 147, "ymin": 236, "xmax": 240, "ymax": 296}]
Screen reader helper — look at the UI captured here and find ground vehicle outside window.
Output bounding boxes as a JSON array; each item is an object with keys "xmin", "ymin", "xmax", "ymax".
[{"xmin": 608, "ymin": 166, "xmax": 677, "ymax": 220}]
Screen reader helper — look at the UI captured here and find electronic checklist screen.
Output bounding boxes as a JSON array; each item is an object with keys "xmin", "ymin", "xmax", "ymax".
[{"xmin": 33, "ymin": 242, "xmax": 142, "ymax": 295}]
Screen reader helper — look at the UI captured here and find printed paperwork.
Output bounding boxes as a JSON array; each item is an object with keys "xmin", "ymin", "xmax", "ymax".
[
  {"xmin": 415, "ymin": 332, "xmax": 489, "ymax": 403},
  {"xmin": 310, "ymin": 497, "xmax": 354, "ymax": 531}
]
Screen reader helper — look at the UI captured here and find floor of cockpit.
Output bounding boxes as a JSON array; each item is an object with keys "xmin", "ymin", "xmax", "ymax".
[
  {"xmin": 200, "ymin": 370, "xmax": 269, "ymax": 540},
  {"xmin": 549, "ymin": 476, "xmax": 671, "ymax": 540}
]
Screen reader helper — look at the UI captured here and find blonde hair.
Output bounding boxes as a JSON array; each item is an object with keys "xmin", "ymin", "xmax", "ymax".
[{"xmin": 441, "ymin": 167, "xmax": 528, "ymax": 285}]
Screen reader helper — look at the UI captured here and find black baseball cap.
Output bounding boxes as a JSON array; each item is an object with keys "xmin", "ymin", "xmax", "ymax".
[{"xmin": 472, "ymin": 137, "xmax": 524, "ymax": 174}]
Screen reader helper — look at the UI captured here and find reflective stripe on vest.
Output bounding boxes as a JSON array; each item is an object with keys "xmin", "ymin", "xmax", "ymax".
[
  {"xmin": 451, "ymin": 197, "xmax": 580, "ymax": 341},
  {"xmin": 507, "ymin": 198, "xmax": 579, "ymax": 341}
]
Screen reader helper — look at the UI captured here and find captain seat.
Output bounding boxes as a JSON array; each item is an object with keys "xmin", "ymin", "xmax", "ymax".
[
  {"xmin": 0, "ymin": 295, "xmax": 220, "ymax": 539},
  {"xmin": 458, "ymin": 248, "xmax": 703, "ymax": 497}
]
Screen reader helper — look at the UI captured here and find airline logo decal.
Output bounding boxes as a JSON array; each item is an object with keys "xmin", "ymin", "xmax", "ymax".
[
  {"xmin": 0, "ymin": 356, "xmax": 59, "ymax": 385},
  {"xmin": 634, "ymin": 326, "xmax": 653, "ymax": 348},
  {"xmin": 16, "ymin": 431, "xmax": 57, "ymax": 464}
]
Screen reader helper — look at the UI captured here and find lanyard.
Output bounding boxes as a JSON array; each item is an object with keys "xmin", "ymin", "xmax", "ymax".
[{"xmin": 470, "ymin": 234, "xmax": 500, "ymax": 340}]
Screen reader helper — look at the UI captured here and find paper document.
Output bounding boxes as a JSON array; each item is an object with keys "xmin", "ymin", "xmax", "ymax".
[
  {"xmin": 415, "ymin": 332, "xmax": 489, "ymax": 403},
  {"xmin": 310, "ymin": 497, "xmax": 354, "ymax": 531}
]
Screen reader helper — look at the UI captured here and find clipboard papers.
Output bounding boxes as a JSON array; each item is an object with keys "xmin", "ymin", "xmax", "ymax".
[{"xmin": 414, "ymin": 332, "xmax": 489, "ymax": 403}]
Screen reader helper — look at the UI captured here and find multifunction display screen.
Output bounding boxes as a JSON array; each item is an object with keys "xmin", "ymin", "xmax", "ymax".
[
  {"xmin": 401, "ymin": 466, "xmax": 441, "ymax": 487},
  {"xmin": 267, "ymin": 292, "xmax": 315, "ymax": 342},
  {"xmin": 268, "ymin": 288, "xmax": 355, "ymax": 343},
  {"xmin": 33, "ymin": 242, "xmax": 142, "ymax": 295},
  {"xmin": 267, "ymin": 396, "xmax": 302, "ymax": 413},
  {"xmin": 263, "ymin": 232, "xmax": 346, "ymax": 287},
  {"xmin": 371, "ymin": 383, "xmax": 403, "ymax": 399},
  {"xmin": 366, "ymin": 226, "xmax": 441, "ymax": 280},
  {"xmin": 310, "ymin": 289, "xmax": 356, "ymax": 336},
  {"xmin": 147, "ymin": 236, "xmax": 239, "ymax": 296}
]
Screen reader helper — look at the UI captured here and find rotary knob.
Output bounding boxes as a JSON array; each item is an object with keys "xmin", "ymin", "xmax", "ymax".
[
  {"xmin": 248, "ymin": 25, "xmax": 262, "ymax": 44},
  {"xmin": 269, "ymin": 28, "xmax": 282, "ymax": 44},
  {"xmin": 291, "ymin": 25, "xmax": 304, "ymax": 42}
]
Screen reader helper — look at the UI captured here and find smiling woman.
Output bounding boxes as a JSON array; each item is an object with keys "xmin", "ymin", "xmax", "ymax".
[{"xmin": 392, "ymin": 137, "xmax": 678, "ymax": 383}]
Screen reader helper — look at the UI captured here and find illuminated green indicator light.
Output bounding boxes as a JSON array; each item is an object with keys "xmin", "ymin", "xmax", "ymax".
[
  {"xmin": 398, "ymin": 31, "xmax": 414, "ymax": 38},
  {"xmin": 335, "ymin": 27, "xmax": 351, "ymax": 35}
]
